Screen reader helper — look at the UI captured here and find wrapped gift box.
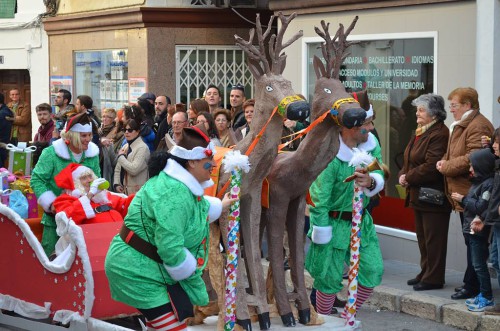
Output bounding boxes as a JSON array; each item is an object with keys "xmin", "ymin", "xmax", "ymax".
[
  {"xmin": 0, "ymin": 171, "xmax": 9, "ymax": 191},
  {"xmin": 0, "ymin": 189, "xmax": 10, "ymax": 206},
  {"xmin": 6, "ymin": 143, "xmax": 37, "ymax": 176},
  {"xmin": 25, "ymin": 189, "xmax": 38, "ymax": 219}
]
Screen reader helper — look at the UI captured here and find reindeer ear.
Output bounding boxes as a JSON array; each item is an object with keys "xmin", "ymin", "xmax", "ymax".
[
  {"xmin": 313, "ymin": 55, "xmax": 326, "ymax": 79},
  {"xmin": 247, "ymin": 58, "xmax": 265, "ymax": 77}
]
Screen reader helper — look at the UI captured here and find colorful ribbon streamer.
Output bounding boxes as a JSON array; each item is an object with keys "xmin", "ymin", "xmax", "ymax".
[
  {"xmin": 221, "ymin": 150, "xmax": 250, "ymax": 331},
  {"xmin": 344, "ymin": 148, "xmax": 373, "ymax": 326},
  {"xmin": 345, "ymin": 183, "xmax": 363, "ymax": 326}
]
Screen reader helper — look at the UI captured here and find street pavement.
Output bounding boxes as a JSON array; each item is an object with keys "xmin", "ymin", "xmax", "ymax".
[{"xmin": 1, "ymin": 259, "xmax": 499, "ymax": 330}]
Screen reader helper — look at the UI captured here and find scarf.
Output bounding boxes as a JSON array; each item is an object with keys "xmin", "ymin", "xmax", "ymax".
[
  {"xmin": 37, "ymin": 120, "xmax": 55, "ymax": 138},
  {"xmin": 449, "ymin": 109, "xmax": 473, "ymax": 133},
  {"xmin": 99, "ymin": 122, "xmax": 116, "ymax": 137},
  {"xmin": 415, "ymin": 119, "xmax": 437, "ymax": 136}
]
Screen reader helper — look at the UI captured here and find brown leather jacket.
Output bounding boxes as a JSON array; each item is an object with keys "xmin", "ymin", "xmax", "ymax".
[
  {"xmin": 440, "ymin": 109, "xmax": 494, "ymax": 211},
  {"xmin": 400, "ymin": 121, "xmax": 451, "ymax": 213},
  {"xmin": 8, "ymin": 101, "xmax": 32, "ymax": 142}
]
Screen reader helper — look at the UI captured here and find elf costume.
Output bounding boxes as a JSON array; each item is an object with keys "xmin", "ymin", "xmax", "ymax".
[
  {"xmin": 31, "ymin": 113, "xmax": 100, "ymax": 256},
  {"xmin": 306, "ymin": 132, "xmax": 384, "ymax": 296}
]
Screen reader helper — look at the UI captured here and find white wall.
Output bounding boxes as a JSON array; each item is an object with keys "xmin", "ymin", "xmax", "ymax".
[
  {"xmin": 0, "ymin": 0, "xmax": 50, "ymax": 137},
  {"xmin": 279, "ymin": 1, "xmax": 483, "ymax": 271}
]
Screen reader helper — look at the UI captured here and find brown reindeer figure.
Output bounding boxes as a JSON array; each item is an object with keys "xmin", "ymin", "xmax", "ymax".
[
  {"xmin": 212, "ymin": 12, "xmax": 310, "ymax": 331},
  {"xmin": 262, "ymin": 17, "xmax": 366, "ymax": 327}
]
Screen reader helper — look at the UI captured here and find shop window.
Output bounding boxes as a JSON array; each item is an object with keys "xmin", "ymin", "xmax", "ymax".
[
  {"xmin": 176, "ymin": 46, "xmax": 253, "ymax": 106},
  {"xmin": 74, "ymin": 49, "xmax": 128, "ymax": 110},
  {"xmin": 0, "ymin": 0, "xmax": 16, "ymax": 18},
  {"xmin": 306, "ymin": 33, "xmax": 436, "ymax": 232}
]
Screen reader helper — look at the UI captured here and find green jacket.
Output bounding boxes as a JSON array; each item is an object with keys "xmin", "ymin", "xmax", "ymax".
[
  {"xmin": 105, "ymin": 159, "xmax": 222, "ymax": 309},
  {"xmin": 31, "ymin": 138, "xmax": 101, "ymax": 228}
]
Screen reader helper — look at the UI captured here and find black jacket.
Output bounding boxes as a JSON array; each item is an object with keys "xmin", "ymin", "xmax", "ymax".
[
  {"xmin": 460, "ymin": 148, "xmax": 495, "ymax": 236},
  {"xmin": 0, "ymin": 104, "xmax": 14, "ymax": 143},
  {"xmin": 484, "ymin": 158, "xmax": 500, "ymax": 226}
]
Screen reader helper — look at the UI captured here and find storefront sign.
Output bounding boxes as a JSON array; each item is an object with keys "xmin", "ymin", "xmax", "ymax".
[
  {"xmin": 0, "ymin": 56, "xmax": 4, "ymax": 64},
  {"xmin": 128, "ymin": 77, "xmax": 147, "ymax": 103}
]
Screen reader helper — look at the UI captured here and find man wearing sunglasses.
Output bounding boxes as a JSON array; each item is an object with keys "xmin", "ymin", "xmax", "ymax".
[{"xmin": 229, "ymin": 84, "xmax": 247, "ymax": 130}]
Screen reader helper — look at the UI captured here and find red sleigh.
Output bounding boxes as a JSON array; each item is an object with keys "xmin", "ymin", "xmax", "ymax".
[{"xmin": 0, "ymin": 203, "xmax": 138, "ymax": 330}]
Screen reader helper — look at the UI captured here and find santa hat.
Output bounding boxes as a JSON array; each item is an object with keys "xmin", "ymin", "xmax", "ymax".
[
  {"xmin": 55, "ymin": 163, "xmax": 93, "ymax": 191},
  {"xmin": 65, "ymin": 113, "xmax": 92, "ymax": 133},
  {"xmin": 170, "ymin": 123, "xmax": 217, "ymax": 160}
]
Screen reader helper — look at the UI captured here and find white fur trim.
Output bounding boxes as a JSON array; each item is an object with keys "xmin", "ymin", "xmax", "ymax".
[
  {"xmin": 170, "ymin": 141, "xmax": 217, "ymax": 160},
  {"xmin": 311, "ymin": 225, "xmax": 332, "ymax": 244},
  {"xmin": 53, "ymin": 139, "xmax": 99, "ymax": 159},
  {"xmin": 337, "ymin": 132, "xmax": 377, "ymax": 162},
  {"xmin": 365, "ymin": 104, "xmax": 374, "ymax": 119},
  {"xmin": 163, "ymin": 247, "xmax": 197, "ymax": 281},
  {"xmin": 0, "ymin": 294, "xmax": 51, "ymax": 319},
  {"xmin": 69, "ymin": 123, "xmax": 92, "ymax": 133},
  {"xmin": 222, "ymin": 150, "xmax": 251, "ymax": 173},
  {"xmin": 363, "ymin": 172, "xmax": 385, "ymax": 197},
  {"xmin": 72, "ymin": 165, "xmax": 92, "ymax": 182},
  {"xmin": 0, "ymin": 205, "xmax": 95, "ymax": 319},
  {"xmin": 204, "ymin": 195, "xmax": 223, "ymax": 222},
  {"xmin": 38, "ymin": 190, "xmax": 57, "ymax": 212},
  {"xmin": 78, "ymin": 195, "xmax": 96, "ymax": 219},
  {"xmin": 164, "ymin": 159, "xmax": 214, "ymax": 196}
]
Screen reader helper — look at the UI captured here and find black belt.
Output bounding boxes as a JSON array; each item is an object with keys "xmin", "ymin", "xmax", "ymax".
[
  {"xmin": 119, "ymin": 225, "xmax": 162, "ymax": 263},
  {"xmin": 328, "ymin": 210, "xmax": 353, "ymax": 221},
  {"xmin": 94, "ymin": 205, "xmax": 113, "ymax": 213}
]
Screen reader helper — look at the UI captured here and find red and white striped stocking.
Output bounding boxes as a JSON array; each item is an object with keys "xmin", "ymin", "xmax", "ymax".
[{"xmin": 146, "ymin": 312, "xmax": 187, "ymax": 331}]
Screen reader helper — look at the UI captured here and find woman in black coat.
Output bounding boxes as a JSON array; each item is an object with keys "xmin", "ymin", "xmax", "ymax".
[{"xmin": 398, "ymin": 93, "xmax": 451, "ymax": 291}]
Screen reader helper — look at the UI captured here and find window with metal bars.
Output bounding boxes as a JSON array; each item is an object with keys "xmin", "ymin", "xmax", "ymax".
[{"xmin": 176, "ymin": 46, "xmax": 254, "ymax": 107}]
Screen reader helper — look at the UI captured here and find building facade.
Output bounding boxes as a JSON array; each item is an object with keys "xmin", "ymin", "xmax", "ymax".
[
  {"xmin": 0, "ymin": 0, "xmax": 50, "ymax": 134},
  {"xmin": 43, "ymin": 0, "xmax": 271, "ymax": 112},
  {"xmin": 269, "ymin": 0, "xmax": 500, "ymax": 270}
]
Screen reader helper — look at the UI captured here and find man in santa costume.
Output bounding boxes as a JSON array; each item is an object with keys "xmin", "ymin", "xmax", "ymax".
[{"xmin": 53, "ymin": 163, "xmax": 133, "ymax": 225}]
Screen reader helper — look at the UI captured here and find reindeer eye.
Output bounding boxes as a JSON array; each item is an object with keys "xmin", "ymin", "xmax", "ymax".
[
  {"xmin": 324, "ymin": 88, "xmax": 332, "ymax": 94},
  {"xmin": 266, "ymin": 85, "xmax": 274, "ymax": 92}
]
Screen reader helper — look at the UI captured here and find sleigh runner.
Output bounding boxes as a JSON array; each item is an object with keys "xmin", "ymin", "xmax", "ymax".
[{"xmin": 0, "ymin": 203, "xmax": 137, "ymax": 330}]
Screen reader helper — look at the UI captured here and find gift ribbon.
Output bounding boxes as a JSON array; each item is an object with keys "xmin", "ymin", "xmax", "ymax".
[
  {"xmin": 5, "ymin": 144, "xmax": 37, "ymax": 153},
  {"xmin": 0, "ymin": 189, "xmax": 12, "ymax": 195}
]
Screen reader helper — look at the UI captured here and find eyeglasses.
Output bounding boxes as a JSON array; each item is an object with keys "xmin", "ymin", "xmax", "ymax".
[
  {"xmin": 231, "ymin": 84, "xmax": 245, "ymax": 92},
  {"xmin": 215, "ymin": 118, "xmax": 228, "ymax": 123},
  {"xmin": 449, "ymin": 103, "xmax": 462, "ymax": 109},
  {"xmin": 122, "ymin": 128, "xmax": 135, "ymax": 133},
  {"xmin": 172, "ymin": 120, "xmax": 187, "ymax": 126},
  {"xmin": 196, "ymin": 120, "xmax": 207, "ymax": 124}
]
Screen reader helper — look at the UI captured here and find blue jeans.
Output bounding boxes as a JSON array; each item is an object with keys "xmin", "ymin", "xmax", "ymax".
[
  {"xmin": 468, "ymin": 233, "xmax": 493, "ymax": 300},
  {"xmin": 492, "ymin": 224, "xmax": 500, "ymax": 287}
]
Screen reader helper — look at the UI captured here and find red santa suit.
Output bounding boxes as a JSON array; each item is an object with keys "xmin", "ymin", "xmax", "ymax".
[{"xmin": 53, "ymin": 163, "xmax": 134, "ymax": 225}]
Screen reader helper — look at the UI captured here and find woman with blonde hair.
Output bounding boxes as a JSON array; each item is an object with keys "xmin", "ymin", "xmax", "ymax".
[{"xmin": 31, "ymin": 113, "xmax": 101, "ymax": 256}]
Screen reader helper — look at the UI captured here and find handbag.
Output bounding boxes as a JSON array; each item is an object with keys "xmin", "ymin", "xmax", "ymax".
[{"xmin": 418, "ymin": 187, "xmax": 445, "ymax": 205}]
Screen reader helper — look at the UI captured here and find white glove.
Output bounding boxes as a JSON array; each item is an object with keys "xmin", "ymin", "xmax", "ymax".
[{"xmin": 89, "ymin": 178, "xmax": 107, "ymax": 195}]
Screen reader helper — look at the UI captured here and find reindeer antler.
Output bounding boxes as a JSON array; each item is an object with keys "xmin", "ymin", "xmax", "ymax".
[
  {"xmin": 270, "ymin": 12, "xmax": 303, "ymax": 75},
  {"xmin": 314, "ymin": 20, "xmax": 338, "ymax": 79},
  {"xmin": 332, "ymin": 16, "xmax": 359, "ymax": 79},
  {"xmin": 235, "ymin": 12, "xmax": 302, "ymax": 76}
]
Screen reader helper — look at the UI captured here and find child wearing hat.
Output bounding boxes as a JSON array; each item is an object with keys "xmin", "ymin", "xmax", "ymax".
[
  {"xmin": 31, "ymin": 113, "xmax": 101, "ymax": 256},
  {"xmin": 53, "ymin": 163, "xmax": 133, "ymax": 225},
  {"xmin": 105, "ymin": 124, "xmax": 236, "ymax": 331}
]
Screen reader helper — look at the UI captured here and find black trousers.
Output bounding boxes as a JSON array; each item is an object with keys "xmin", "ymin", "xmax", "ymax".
[{"xmin": 460, "ymin": 212, "xmax": 480, "ymax": 293}]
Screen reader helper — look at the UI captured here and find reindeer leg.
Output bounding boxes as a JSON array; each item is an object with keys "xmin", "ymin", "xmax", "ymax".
[
  {"xmin": 267, "ymin": 197, "xmax": 295, "ymax": 327},
  {"xmin": 287, "ymin": 197, "xmax": 310, "ymax": 324},
  {"xmin": 240, "ymin": 193, "xmax": 270, "ymax": 330}
]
